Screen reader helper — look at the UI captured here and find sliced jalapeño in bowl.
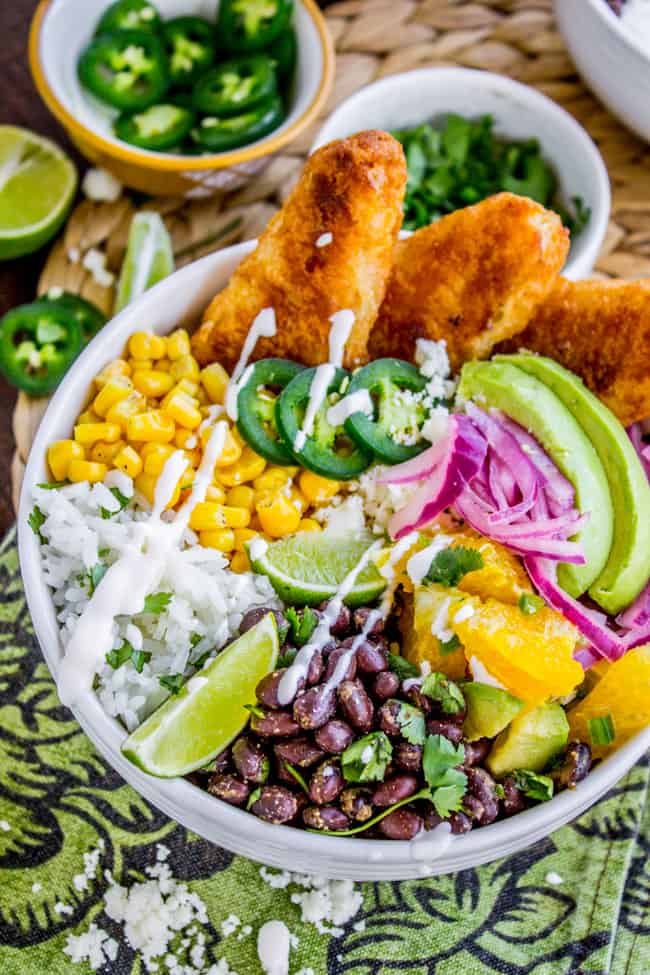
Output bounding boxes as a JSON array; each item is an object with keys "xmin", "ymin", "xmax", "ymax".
[
  {"xmin": 191, "ymin": 94, "xmax": 285, "ymax": 152},
  {"xmin": 78, "ymin": 29, "xmax": 169, "ymax": 112},
  {"xmin": 162, "ymin": 16, "xmax": 216, "ymax": 88},
  {"xmin": 217, "ymin": 0, "xmax": 294, "ymax": 53},
  {"xmin": 115, "ymin": 103, "xmax": 195, "ymax": 151},
  {"xmin": 191, "ymin": 56, "xmax": 278, "ymax": 116},
  {"xmin": 96, "ymin": 0, "xmax": 163, "ymax": 36}
]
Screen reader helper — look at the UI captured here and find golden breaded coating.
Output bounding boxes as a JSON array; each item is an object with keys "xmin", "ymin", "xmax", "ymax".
[
  {"xmin": 368, "ymin": 193, "xmax": 569, "ymax": 370},
  {"xmin": 192, "ymin": 130, "xmax": 407, "ymax": 371},
  {"xmin": 498, "ymin": 277, "xmax": 650, "ymax": 426}
]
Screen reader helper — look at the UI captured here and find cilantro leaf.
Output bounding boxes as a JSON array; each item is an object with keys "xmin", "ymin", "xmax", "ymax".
[
  {"xmin": 513, "ymin": 769, "xmax": 554, "ymax": 802},
  {"xmin": 244, "ymin": 703, "xmax": 264, "ymax": 719},
  {"xmin": 87, "ymin": 563, "xmax": 107, "ymax": 595},
  {"xmin": 391, "ymin": 700, "xmax": 426, "ymax": 746},
  {"xmin": 518, "ymin": 593, "xmax": 545, "ymax": 615},
  {"xmin": 131, "ymin": 649, "xmax": 151, "ymax": 674},
  {"xmin": 277, "ymin": 647, "xmax": 297, "ymax": 669},
  {"xmin": 100, "ymin": 486, "xmax": 130, "ymax": 520},
  {"xmin": 387, "ymin": 652, "xmax": 419, "ymax": 681},
  {"xmin": 247, "ymin": 787, "xmax": 262, "ymax": 810},
  {"xmin": 285, "ymin": 606, "xmax": 318, "ymax": 647},
  {"xmin": 28, "ymin": 506, "xmax": 46, "ymax": 543},
  {"xmin": 142, "ymin": 592, "xmax": 172, "ymax": 614},
  {"xmin": 341, "ymin": 732, "xmax": 393, "ymax": 783},
  {"xmin": 106, "ymin": 641, "xmax": 133, "ymax": 670},
  {"xmin": 423, "ymin": 546, "xmax": 484, "ymax": 587},
  {"xmin": 283, "ymin": 762, "xmax": 309, "ymax": 795},
  {"xmin": 421, "ymin": 672, "xmax": 465, "ymax": 715},
  {"xmin": 431, "ymin": 769, "xmax": 468, "ymax": 818},
  {"xmin": 190, "ymin": 632, "xmax": 202, "ymax": 648},
  {"xmin": 159, "ymin": 673, "xmax": 184, "ymax": 695},
  {"xmin": 422, "ymin": 734, "xmax": 465, "ymax": 790},
  {"xmin": 36, "ymin": 481, "xmax": 69, "ymax": 490},
  {"xmin": 439, "ymin": 634, "xmax": 462, "ymax": 656}
]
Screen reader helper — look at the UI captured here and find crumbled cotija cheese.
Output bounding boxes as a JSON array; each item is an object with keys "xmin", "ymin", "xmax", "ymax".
[
  {"xmin": 82, "ymin": 249, "xmax": 115, "ymax": 289},
  {"xmin": 82, "ymin": 167, "xmax": 123, "ymax": 203},
  {"xmin": 259, "ymin": 868, "xmax": 363, "ymax": 937}
]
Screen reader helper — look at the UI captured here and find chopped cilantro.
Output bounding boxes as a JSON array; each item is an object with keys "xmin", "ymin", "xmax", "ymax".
[
  {"xmin": 391, "ymin": 700, "xmax": 426, "ymax": 745},
  {"xmin": 422, "ymin": 733, "xmax": 468, "ymax": 819},
  {"xmin": 244, "ymin": 703, "xmax": 264, "ymax": 719},
  {"xmin": 283, "ymin": 762, "xmax": 309, "ymax": 795},
  {"xmin": 142, "ymin": 592, "xmax": 172, "ymax": 614},
  {"xmin": 277, "ymin": 647, "xmax": 297, "ymax": 668},
  {"xmin": 513, "ymin": 769, "xmax": 554, "ymax": 802},
  {"xmin": 495, "ymin": 783, "xmax": 506, "ymax": 800},
  {"xmin": 341, "ymin": 732, "xmax": 393, "ymax": 783},
  {"xmin": 131, "ymin": 649, "xmax": 151, "ymax": 674},
  {"xmin": 387, "ymin": 652, "xmax": 419, "ymax": 680},
  {"xmin": 588, "ymin": 714, "xmax": 616, "ymax": 746},
  {"xmin": 105, "ymin": 640, "xmax": 151, "ymax": 673},
  {"xmin": 247, "ymin": 787, "xmax": 262, "ymax": 810},
  {"xmin": 28, "ymin": 506, "xmax": 46, "ymax": 542},
  {"xmin": 36, "ymin": 481, "xmax": 69, "ymax": 490},
  {"xmin": 518, "ymin": 593, "xmax": 545, "ymax": 615},
  {"xmin": 431, "ymin": 769, "xmax": 468, "ymax": 818},
  {"xmin": 439, "ymin": 634, "xmax": 462, "ymax": 656},
  {"xmin": 190, "ymin": 632, "xmax": 202, "ymax": 648},
  {"xmin": 421, "ymin": 672, "xmax": 465, "ymax": 714},
  {"xmin": 100, "ymin": 486, "xmax": 130, "ymax": 519},
  {"xmin": 159, "ymin": 673, "xmax": 184, "ymax": 695},
  {"xmin": 87, "ymin": 563, "xmax": 107, "ymax": 595},
  {"xmin": 423, "ymin": 546, "xmax": 484, "ymax": 587},
  {"xmin": 285, "ymin": 606, "xmax": 318, "ymax": 647}
]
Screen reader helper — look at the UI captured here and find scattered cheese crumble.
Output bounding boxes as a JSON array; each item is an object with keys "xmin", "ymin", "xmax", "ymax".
[
  {"xmin": 259, "ymin": 868, "xmax": 363, "ymax": 938},
  {"xmin": 82, "ymin": 167, "xmax": 123, "ymax": 203},
  {"xmin": 82, "ymin": 248, "xmax": 115, "ymax": 289},
  {"xmin": 545, "ymin": 871, "xmax": 564, "ymax": 886},
  {"xmin": 0, "ymin": 820, "xmax": 10, "ymax": 831},
  {"xmin": 315, "ymin": 232, "xmax": 333, "ymax": 248}
]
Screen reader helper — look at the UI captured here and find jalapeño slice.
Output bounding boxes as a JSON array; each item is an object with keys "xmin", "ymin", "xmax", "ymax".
[
  {"xmin": 191, "ymin": 94, "xmax": 284, "ymax": 152},
  {"xmin": 276, "ymin": 366, "xmax": 373, "ymax": 480},
  {"xmin": 345, "ymin": 358, "xmax": 429, "ymax": 464},
  {"xmin": 0, "ymin": 301, "xmax": 83, "ymax": 395},
  {"xmin": 191, "ymin": 56, "xmax": 277, "ymax": 117},
  {"xmin": 217, "ymin": 0, "xmax": 294, "ymax": 53},
  {"xmin": 78, "ymin": 30, "xmax": 169, "ymax": 112},
  {"xmin": 269, "ymin": 28, "xmax": 297, "ymax": 85},
  {"xmin": 96, "ymin": 0, "xmax": 163, "ymax": 35},
  {"xmin": 162, "ymin": 16, "xmax": 215, "ymax": 87},
  {"xmin": 237, "ymin": 357, "xmax": 304, "ymax": 464},
  {"xmin": 42, "ymin": 291, "xmax": 106, "ymax": 343},
  {"xmin": 115, "ymin": 103, "xmax": 195, "ymax": 150}
]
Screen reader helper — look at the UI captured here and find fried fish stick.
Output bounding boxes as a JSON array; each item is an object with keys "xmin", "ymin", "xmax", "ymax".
[
  {"xmin": 498, "ymin": 277, "xmax": 650, "ymax": 426},
  {"xmin": 368, "ymin": 193, "xmax": 569, "ymax": 370},
  {"xmin": 191, "ymin": 130, "xmax": 407, "ymax": 371}
]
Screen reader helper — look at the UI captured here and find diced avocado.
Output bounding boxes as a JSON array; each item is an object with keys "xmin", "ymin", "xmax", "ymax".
[
  {"xmin": 458, "ymin": 360, "xmax": 613, "ymax": 598},
  {"xmin": 462, "ymin": 682, "xmax": 525, "ymax": 740},
  {"xmin": 496, "ymin": 354, "xmax": 650, "ymax": 614},
  {"xmin": 487, "ymin": 702, "xmax": 569, "ymax": 778}
]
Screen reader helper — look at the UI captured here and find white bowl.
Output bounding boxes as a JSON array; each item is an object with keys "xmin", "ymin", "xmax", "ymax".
[
  {"xmin": 555, "ymin": 0, "xmax": 650, "ymax": 144},
  {"xmin": 18, "ymin": 243, "xmax": 649, "ymax": 879},
  {"xmin": 313, "ymin": 67, "xmax": 610, "ymax": 280}
]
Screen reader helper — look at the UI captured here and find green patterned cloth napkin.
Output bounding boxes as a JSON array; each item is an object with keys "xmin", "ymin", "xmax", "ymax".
[{"xmin": 0, "ymin": 528, "xmax": 648, "ymax": 975}]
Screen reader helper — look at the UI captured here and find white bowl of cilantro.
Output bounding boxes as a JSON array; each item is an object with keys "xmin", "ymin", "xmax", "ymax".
[{"xmin": 312, "ymin": 68, "xmax": 610, "ymax": 280}]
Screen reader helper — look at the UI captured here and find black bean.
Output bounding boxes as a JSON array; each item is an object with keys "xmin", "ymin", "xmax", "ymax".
[
  {"xmin": 323, "ymin": 645, "xmax": 357, "ymax": 683},
  {"xmin": 354, "ymin": 638, "xmax": 388, "ymax": 674},
  {"xmin": 274, "ymin": 737, "xmax": 324, "ymax": 768},
  {"xmin": 240, "ymin": 608, "xmax": 286, "ymax": 635},
  {"xmin": 372, "ymin": 774, "xmax": 419, "ymax": 807},
  {"xmin": 232, "ymin": 737, "xmax": 269, "ymax": 784},
  {"xmin": 378, "ymin": 807, "xmax": 422, "ymax": 840},
  {"xmin": 340, "ymin": 787, "xmax": 374, "ymax": 822},
  {"xmin": 449, "ymin": 811, "xmax": 473, "ymax": 834},
  {"xmin": 303, "ymin": 805, "xmax": 350, "ymax": 831},
  {"xmin": 338, "ymin": 679, "xmax": 374, "ymax": 731},
  {"xmin": 256, "ymin": 669, "xmax": 288, "ymax": 709},
  {"xmin": 251, "ymin": 785, "xmax": 298, "ymax": 824},
  {"xmin": 293, "ymin": 685, "xmax": 336, "ymax": 729},
  {"xmin": 463, "ymin": 768, "xmax": 499, "ymax": 826},
  {"xmin": 353, "ymin": 607, "xmax": 384, "ymax": 635},
  {"xmin": 394, "ymin": 741, "xmax": 423, "ymax": 772},
  {"xmin": 250, "ymin": 709, "xmax": 301, "ymax": 738},
  {"xmin": 422, "ymin": 806, "xmax": 443, "ymax": 831},
  {"xmin": 501, "ymin": 776, "xmax": 526, "ymax": 817},
  {"xmin": 404, "ymin": 684, "xmax": 432, "ymax": 713},
  {"xmin": 207, "ymin": 773, "xmax": 250, "ymax": 807},
  {"xmin": 309, "ymin": 759, "xmax": 344, "ymax": 805},
  {"xmin": 552, "ymin": 741, "xmax": 592, "ymax": 790},
  {"xmin": 212, "ymin": 748, "xmax": 232, "ymax": 775},
  {"xmin": 371, "ymin": 670, "xmax": 400, "ymax": 701},
  {"xmin": 463, "ymin": 737, "xmax": 492, "ymax": 766},
  {"xmin": 378, "ymin": 700, "xmax": 402, "ymax": 737},
  {"xmin": 314, "ymin": 719, "xmax": 354, "ymax": 754},
  {"xmin": 318, "ymin": 602, "xmax": 352, "ymax": 637},
  {"xmin": 426, "ymin": 717, "xmax": 464, "ymax": 744},
  {"xmin": 306, "ymin": 649, "xmax": 324, "ymax": 685}
]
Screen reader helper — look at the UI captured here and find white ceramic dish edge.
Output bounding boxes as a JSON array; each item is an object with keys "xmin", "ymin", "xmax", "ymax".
[
  {"xmin": 312, "ymin": 67, "xmax": 611, "ymax": 281},
  {"xmin": 18, "ymin": 244, "xmax": 649, "ymax": 880}
]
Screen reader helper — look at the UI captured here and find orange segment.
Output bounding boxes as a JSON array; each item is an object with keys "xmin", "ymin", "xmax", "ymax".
[
  {"xmin": 568, "ymin": 645, "xmax": 650, "ymax": 758},
  {"xmin": 452, "ymin": 532, "xmax": 533, "ymax": 605},
  {"xmin": 401, "ymin": 584, "xmax": 477, "ymax": 681}
]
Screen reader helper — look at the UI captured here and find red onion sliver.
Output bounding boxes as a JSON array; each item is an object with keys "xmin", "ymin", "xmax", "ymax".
[{"xmin": 617, "ymin": 578, "xmax": 650, "ymax": 630}]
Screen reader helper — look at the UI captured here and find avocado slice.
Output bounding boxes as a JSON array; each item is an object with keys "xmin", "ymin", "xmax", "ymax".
[
  {"xmin": 458, "ymin": 360, "xmax": 613, "ymax": 597},
  {"xmin": 496, "ymin": 354, "xmax": 650, "ymax": 614},
  {"xmin": 462, "ymin": 682, "xmax": 524, "ymax": 740},
  {"xmin": 487, "ymin": 702, "xmax": 569, "ymax": 778}
]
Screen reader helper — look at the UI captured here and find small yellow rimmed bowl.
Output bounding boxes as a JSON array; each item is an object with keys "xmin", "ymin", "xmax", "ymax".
[{"xmin": 29, "ymin": 0, "xmax": 334, "ymax": 197}]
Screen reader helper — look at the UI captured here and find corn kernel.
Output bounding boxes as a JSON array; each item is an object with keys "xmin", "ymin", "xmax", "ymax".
[
  {"xmin": 233, "ymin": 528, "xmax": 258, "ymax": 551},
  {"xmin": 164, "ymin": 391, "xmax": 202, "ymax": 430},
  {"xmin": 196, "ymin": 386, "xmax": 210, "ymax": 406},
  {"xmin": 200, "ymin": 529, "xmax": 235, "ymax": 552},
  {"xmin": 127, "ymin": 411, "xmax": 175, "ymax": 443},
  {"xmin": 176, "ymin": 378, "xmax": 200, "ymax": 398},
  {"xmin": 95, "ymin": 359, "xmax": 131, "ymax": 388},
  {"xmin": 134, "ymin": 472, "xmax": 180, "ymax": 509},
  {"xmin": 92, "ymin": 376, "xmax": 133, "ymax": 418},
  {"xmin": 129, "ymin": 358, "xmax": 153, "ymax": 372},
  {"xmin": 149, "ymin": 335, "xmax": 167, "ymax": 360},
  {"xmin": 179, "ymin": 466, "xmax": 195, "ymax": 491},
  {"xmin": 290, "ymin": 487, "xmax": 308, "ymax": 514},
  {"xmin": 170, "ymin": 354, "xmax": 200, "ymax": 383},
  {"xmin": 167, "ymin": 329, "xmax": 191, "ymax": 361},
  {"xmin": 256, "ymin": 493, "xmax": 301, "ymax": 537},
  {"xmin": 189, "ymin": 502, "xmax": 251, "ymax": 532},
  {"xmin": 132, "ymin": 370, "xmax": 175, "ymax": 399},
  {"xmin": 68, "ymin": 459, "xmax": 107, "ymax": 483},
  {"xmin": 106, "ymin": 392, "xmax": 147, "ymax": 430},
  {"xmin": 142, "ymin": 443, "xmax": 176, "ymax": 476},
  {"xmin": 184, "ymin": 448, "xmax": 202, "ymax": 469},
  {"xmin": 128, "ymin": 331, "xmax": 167, "ymax": 360},
  {"xmin": 90, "ymin": 439, "xmax": 125, "ymax": 465},
  {"xmin": 216, "ymin": 447, "xmax": 266, "ymax": 487},
  {"xmin": 210, "ymin": 428, "xmax": 242, "ymax": 467},
  {"xmin": 74, "ymin": 422, "xmax": 122, "ymax": 446},
  {"xmin": 205, "ymin": 484, "xmax": 227, "ymax": 503},
  {"xmin": 47, "ymin": 440, "xmax": 85, "ymax": 481},
  {"xmin": 156, "ymin": 357, "xmax": 171, "ymax": 372},
  {"xmin": 114, "ymin": 445, "xmax": 142, "ymax": 478},
  {"xmin": 226, "ymin": 486, "xmax": 255, "ymax": 510},
  {"xmin": 299, "ymin": 471, "xmax": 342, "ymax": 504},
  {"xmin": 230, "ymin": 551, "xmax": 250, "ymax": 573},
  {"xmin": 77, "ymin": 409, "xmax": 101, "ymax": 425},
  {"xmin": 253, "ymin": 467, "xmax": 293, "ymax": 493},
  {"xmin": 174, "ymin": 428, "xmax": 198, "ymax": 449},
  {"xmin": 200, "ymin": 362, "xmax": 229, "ymax": 404},
  {"xmin": 298, "ymin": 518, "xmax": 322, "ymax": 533}
]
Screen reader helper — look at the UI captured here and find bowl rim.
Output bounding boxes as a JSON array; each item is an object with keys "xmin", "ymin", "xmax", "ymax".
[
  {"xmin": 311, "ymin": 66, "xmax": 611, "ymax": 280},
  {"xmin": 17, "ymin": 241, "xmax": 650, "ymax": 878},
  {"xmin": 582, "ymin": 0, "xmax": 650, "ymax": 64},
  {"xmin": 28, "ymin": 0, "xmax": 335, "ymax": 172}
]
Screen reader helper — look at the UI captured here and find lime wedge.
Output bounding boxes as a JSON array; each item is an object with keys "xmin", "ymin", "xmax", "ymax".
[
  {"xmin": 122, "ymin": 614, "xmax": 279, "ymax": 777},
  {"xmin": 248, "ymin": 531, "xmax": 386, "ymax": 607},
  {"xmin": 0, "ymin": 126, "xmax": 77, "ymax": 260},
  {"xmin": 114, "ymin": 211, "xmax": 174, "ymax": 313}
]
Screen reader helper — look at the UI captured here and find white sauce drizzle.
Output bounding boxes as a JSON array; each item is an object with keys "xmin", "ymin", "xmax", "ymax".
[
  {"xmin": 56, "ymin": 422, "xmax": 228, "ymax": 707},
  {"xmin": 468, "ymin": 655, "xmax": 506, "ymax": 690},
  {"xmin": 257, "ymin": 920, "xmax": 291, "ymax": 975},
  {"xmin": 293, "ymin": 309, "xmax": 356, "ymax": 452},
  {"xmin": 326, "ymin": 388, "xmax": 373, "ymax": 428},
  {"xmin": 315, "ymin": 232, "xmax": 333, "ymax": 248},
  {"xmin": 225, "ymin": 307, "xmax": 277, "ymax": 421},
  {"xmin": 405, "ymin": 534, "xmax": 453, "ymax": 586},
  {"xmin": 409, "ymin": 821, "xmax": 453, "ymax": 872}
]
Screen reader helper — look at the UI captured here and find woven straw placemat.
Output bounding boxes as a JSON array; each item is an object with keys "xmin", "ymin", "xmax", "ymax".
[{"xmin": 12, "ymin": 0, "xmax": 650, "ymax": 509}]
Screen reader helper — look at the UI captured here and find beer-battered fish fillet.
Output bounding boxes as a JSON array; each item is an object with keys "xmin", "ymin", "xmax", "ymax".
[
  {"xmin": 368, "ymin": 193, "xmax": 569, "ymax": 370},
  {"xmin": 191, "ymin": 130, "xmax": 407, "ymax": 371},
  {"xmin": 499, "ymin": 277, "xmax": 650, "ymax": 426}
]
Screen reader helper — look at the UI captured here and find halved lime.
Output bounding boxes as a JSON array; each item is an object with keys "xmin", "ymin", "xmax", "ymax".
[
  {"xmin": 114, "ymin": 211, "xmax": 174, "ymax": 313},
  {"xmin": 0, "ymin": 126, "xmax": 77, "ymax": 261},
  {"xmin": 122, "ymin": 614, "xmax": 278, "ymax": 777},
  {"xmin": 248, "ymin": 531, "xmax": 386, "ymax": 607}
]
